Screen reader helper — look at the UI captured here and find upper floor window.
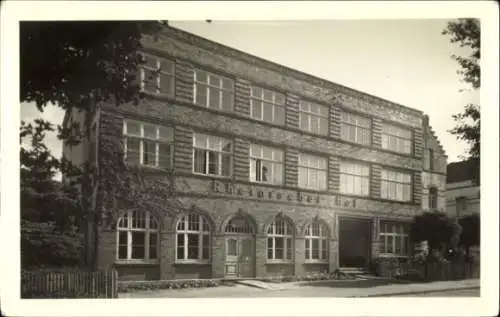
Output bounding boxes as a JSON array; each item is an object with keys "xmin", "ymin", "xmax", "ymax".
[
  {"xmin": 381, "ymin": 124, "xmax": 412, "ymax": 154},
  {"xmin": 304, "ymin": 221, "xmax": 328, "ymax": 261},
  {"xmin": 176, "ymin": 214, "xmax": 211, "ymax": 262},
  {"xmin": 429, "ymin": 187, "xmax": 438, "ymax": 210},
  {"xmin": 193, "ymin": 70, "xmax": 234, "ymax": 111},
  {"xmin": 123, "ymin": 120, "xmax": 173, "ymax": 169},
  {"xmin": 193, "ymin": 133, "xmax": 232, "ymax": 177},
  {"xmin": 249, "ymin": 144, "xmax": 283, "ymax": 185},
  {"xmin": 298, "ymin": 153, "xmax": 327, "ymax": 191},
  {"xmin": 340, "ymin": 161, "xmax": 370, "ymax": 196},
  {"xmin": 381, "ymin": 169, "xmax": 412, "ymax": 202},
  {"xmin": 379, "ymin": 222, "xmax": 409, "ymax": 257},
  {"xmin": 456, "ymin": 196, "xmax": 468, "ymax": 216},
  {"xmin": 299, "ymin": 100, "xmax": 329, "ymax": 135},
  {"xmin": 117, "ymin": 210, "xmax": 159, "ymax": 261},
  {"xmin": 267, "ymin": 216, "xmax": 294, "ymax": 261},
  {"xmin": 341, "ymin": 112, "xmax": 371, "ymax": 145},
  {"xmin": 140, "ymin": 53, "xmax": 174, "ymax": 96},
  {"xmin": 424, "ymin": 149, "xmax": 434, "ymax": 170},
  {"xmin": 250, "ymin": 86, "xmax": 285, "ymax": 125}
]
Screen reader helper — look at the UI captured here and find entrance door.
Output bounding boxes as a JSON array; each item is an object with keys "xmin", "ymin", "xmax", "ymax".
[
  {"xmin": 339, "ymin": 217, "xmax": 372, "ymax": 268},
  {"xmin": 225, "ymin": 236, "xmax": 255, "ymax": 278}
]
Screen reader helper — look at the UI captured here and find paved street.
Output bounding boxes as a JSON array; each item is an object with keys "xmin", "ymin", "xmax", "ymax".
[
  {"xmin": 119, "ymin": 279, "xmax": 480, "ymax": 298},
  {"xmin": 389, "ymin": 288, "xmax": 479, "ymax": 297}
]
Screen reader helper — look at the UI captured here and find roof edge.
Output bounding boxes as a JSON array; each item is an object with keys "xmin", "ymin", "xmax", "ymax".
[{"xmin": 159, "ymin": 24, "xmax": 424, "ymax": 117}]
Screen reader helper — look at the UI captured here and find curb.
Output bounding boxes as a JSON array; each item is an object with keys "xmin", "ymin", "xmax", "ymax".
[{"xmin": 351, "ymin": 286, "xmax": 480, "ymax": 297}]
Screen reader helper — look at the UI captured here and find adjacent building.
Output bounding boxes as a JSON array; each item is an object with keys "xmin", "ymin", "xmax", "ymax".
[
  {"xmin": 446, "ymin": 159, "xmax": 480, "ymax": 219},
  {"xmin": 63, "ymin": 23, "xmax": 447, "ymax": 281}
]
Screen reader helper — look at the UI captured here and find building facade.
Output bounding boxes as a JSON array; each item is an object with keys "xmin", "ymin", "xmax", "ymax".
[
  {"xmin": 446, "ymin": 159, "xmax": 480, "ymax": 219},
  {"xmin": 64, "ymin": 24, "xmax": 447, "ymax": 281}
]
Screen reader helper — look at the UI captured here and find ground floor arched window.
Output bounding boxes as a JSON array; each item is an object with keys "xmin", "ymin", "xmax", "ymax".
[
  {"xmin": 176, "ymin": 213, "xmax": 211, "ymax": 262},
  {"xmin": 267, "ymin": 216, "xmax": 294, "ymax": 260},
  {"xmin": 305, "ymin": 221, "xmax": 328, "ymax": 261},
  {"xmin": 117, "ymin": 210, "xmax": 159, "ymax": 261}
]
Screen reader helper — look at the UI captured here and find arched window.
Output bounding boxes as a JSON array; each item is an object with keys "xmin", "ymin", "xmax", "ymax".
[
  {"xmin": 176, "ymin": 214, "xmax": 211, "ymax": 261},
  {"xmin": 117, "ymin": 210, "xmax": 159, "ymax": 261},
  {"xmin": 267, "ymin": 216, "xmax": 294, "ymax": 260},
  {"xmin": 225, "ymin": 216, "xmax": 255, "ymax": 234},
  {"xmin": 305, "ymin": 221, "xmax": 329, "ymax": 261}
]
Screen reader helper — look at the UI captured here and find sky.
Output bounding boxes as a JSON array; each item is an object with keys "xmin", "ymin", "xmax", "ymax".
[{"xmin": 20, "ymin": 19, "xmax": 479, "ymax": 163}]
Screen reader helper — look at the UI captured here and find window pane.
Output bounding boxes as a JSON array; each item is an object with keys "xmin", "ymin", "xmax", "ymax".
[
  {"xmin": 312, "ymin": 239, "xmax": 319, "ymax": 259},
  {"xmin": 275, "ymin": 93, "xmax": 285, "ymax": 105},
  {"xmin": 251, "ymin": 86, "xmax": 262, "ymax": 97},
  {"xmin": 208, "ymin": 151, "xmax": 219, "ymax": 175},
  {"xmin": 267, "ymin": 238, "xmax": 273, "ymax": 259},
  {"xmin": 143, "ymin": 140, "xmax": 156, "ymax": 166},
  {"xmin": 126, "ymin": 121, "xmax": 141, "ymax": 136},
  {"xmin": 251, "ymin": 100, "xmax": 262, "ymax": 119},
  {"xmin": 221, "ymin": 91, "xmax": 233, "ymax": 111},
  {"xmin": 118, "ymin": 232, "xmax": 128, "ymax": 259},
  {"xmin": 195, "ymin": 70, "xmax": 207, "ymax": 83},
  {"xmin": 159, "ymin": 73, "xmax": 173, "ymax": 95},
  {"xmin": 222, "ymin": 78, "xmax": 233, "ymax": 90},
  {"xmin": 187, "ymin": 234, "xmax": 199, "ymax": 260},
  {"xmin": 194, "ymin": 148, "xmax": 207, "ymax": 174},
  {"xmin": 300, "ymin": 113, "xmax": 309, "ymax": 131},
  {"xmin": 131, "ymin": 232, "xmax": 145, "ymax": 259},
  {"xmin": 195, "ymin": 84, "xmax": 207, "ymax": 107},
  {"xmin": 261, "ymin": 160, "xmax": 272, "ymax": 183},
  {"xmin": 286, "ymin": 238, "xmax": 293, "ymax": 260},
  {"xmin": 144, "ymin": 69, "xmax": 157, "ymax": 92},
  {"xmin": 275, "ymin": 237, "xmax": 284, "ymax": 259},
  {"xmin": 126, "ymin": 138, "xmax": 140, "ymax": 165},
  {"xmin": 275, "ymin": 106, "xmax": 285, "ymax": 125},
  {"xmin": 158, "ymin": 143, "xmax": 171, "ymax": 169},
  {"xmin": 208, "ymin": 87, "xmax": 220, "ymax": 109},
  {"xmin": 263, "ymin": 102, "xmax": 273, "ymax": 122}
]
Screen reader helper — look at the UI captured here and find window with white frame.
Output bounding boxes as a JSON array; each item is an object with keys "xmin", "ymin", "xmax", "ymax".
[
  {"xmin": 249, "ymin": 144, "xmax": 283, "ymax": 185},
  {"xmin": 267, "ymin": 216, "xmax": 294, "ymax": 261},
  {"xmin": 381, "ymin": 169, "xmax": 412, "ymax": 202},
  {"xmin": 424, "ymin": 149, "xmax": 434, "ymax": 170},
  {"xmin": 298, "ymin": 153, "xmax": 327, "ymax": 191},
  {"xmin": 299, "ymin": 100, "xmax": 329, "ymax": 135},
  {"xmin": 139, "ymin": 53, "xmax": 175, "ymax": 95},
  {"xmin": 250, "ymin": 86, "xmax": 285, "ymax": 125},
  {"xmin": 429, "ymin": 187, "xmax": 438, "ymax": 210},
  {"xmin": 123, "ymin": 120, "xmax": 173, "ymax": 169},
  {"xmin": 379, "ymin": 222, "xmax": 409, "ymax": 256},
  {"xmin": 339, "ymin": 161, "xmax": 370, "ymax": 196},
  {"xmin": 193, "ymin": 133, "xmax": 232, "ymax": 177},
  {"xmin": 381, "ymin": 123, "xmax": 412, "ymax": 154},
  {"xmin": 340, "ymin": 112, "xmax": 371, "ymax": 145},
  {"xmin": 117, "ymin": 210, "xmax": 159, "ymax": 261},
  {"xmin": 193, "ymin": 70, "xmax": 234, "ymax": 111},
  {"xmin": 456, "ymin": 196, "xmax": 468, "ymax": 216},
  {"xmin": 305, "ymin": 221, "xmax": 328, "ymax": 261},
  {"xmin": 176, "ymin": 214, "xmax": 211, "ymax": 261}
]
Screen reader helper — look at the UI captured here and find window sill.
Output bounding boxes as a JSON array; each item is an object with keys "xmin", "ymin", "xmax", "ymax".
[
  {"xmin": 304, "ymin": 260, "xmax": 329, "ymax": 264},
  {"xmin": 174, "ymin": 260, "xmax": 211, "ymax": 265},
  {"xmin": 377, "ymin": 254, "xmax": 409, "ymax": 258},
  {"xmin": 265, "ymin": 260, "xmax": 294, "ymax": 265},
  {"xmin": 114, "ymin": 260, "xmax": 159, "ymax": 265},
  {"xmin": 192, "ymin": 172, "xmax": 232, "ymax": 179}
]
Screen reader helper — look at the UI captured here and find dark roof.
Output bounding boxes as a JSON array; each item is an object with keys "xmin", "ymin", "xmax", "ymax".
[{"xmin": 446, "ymin": 159, "xmax": 479, "ymax": 184}]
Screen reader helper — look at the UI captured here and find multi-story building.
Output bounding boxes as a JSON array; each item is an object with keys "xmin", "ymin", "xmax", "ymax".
[
  {"xmin": 446, "ymin": 159, "xmax": 480, "ymax": 219},
  {"xmin": 63, "ymin": 24, "xmax": 447, "ymax": 281}
]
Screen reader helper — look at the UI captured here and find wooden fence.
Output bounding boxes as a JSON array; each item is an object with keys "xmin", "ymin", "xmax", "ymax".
[{"xmin": 21, "ymin": 269, "xmax": 118, "ymax": 299}]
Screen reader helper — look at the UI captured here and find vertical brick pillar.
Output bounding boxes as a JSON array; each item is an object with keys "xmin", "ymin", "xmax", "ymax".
[
  {"xmin": 413, "ymin": 171, "xmax": 422, "ymax": 206},
  {"xmin": 285, "ymin": 93, "xmax": 299, "ymax": 129},
  {"xmin": 372, "ymin": 117, "xmax": 382, "ymax": 148},
  {"xmin": 413, "ymin": 127, "xmax": 424, "ymax": 159},
  {"xmin": 173, "ymin": 126, "xmax": 193, "ymax": 174},
  {"xmin": 370, "ymin": 218, "xmax": 381, "ymax": 260},
  {"xmin": 328, "ymin": 239, "xmax": 339, "ymax": 272},
  {"xmin": 211, "ymin": 234, "xmax": 225, "ymax": 278},
  {"xmin": 329, "ymin": 104, "xmax": 341, "ymax": 139},
  {"xmin": 175, "ymin": 60, "xmax": 194, "ymax": 104},
  {"xmin": 284, "ymin": 148, "xmax": 299, "ymax": 188},
  {"xmin": 328, "ymin": 156, "xmax": 340, "ymax": 193},
  {"xmin": 234, "ymin": 138, "xmax": 250, "ymax": 182},
  {"xmin": 255, "ymin": 234, "xmax": 267, "ymax": 278},
  {"xmin": 294, "ymin": 236, "xmax": 305, "ymax": 277},
  {"xmin": 371, "ymin": 164, "xmax": 382, "ymax": 198},
  {"xmin": 234, "ymin": 78, "xmax": 251, "ymax": 117},
  {"xmin": 160, "ymin": 231, "xmax": 175, "ymax": 280}
]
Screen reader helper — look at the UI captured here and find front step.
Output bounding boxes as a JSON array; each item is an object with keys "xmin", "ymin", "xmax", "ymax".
[{"xmin": 339, "ymin": 267, "xmax": 369, "ymax": 275}]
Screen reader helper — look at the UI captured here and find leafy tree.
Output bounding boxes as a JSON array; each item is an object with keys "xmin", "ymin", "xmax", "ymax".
[
  {"xmin": 20, "ymin": 119, "xmax": 83, "ymax": 268},
  {"xmin": 410, "ymin": 212, "xmax": 462, "ymax": 260},
  {"xmin": 20, "ymin": 21, "xmax": 171, "ymax": 269},
  {"xmin": 458, "ymin": 214, "xmax": 480, "ymax": 256},
  {"xmin": 442, "ymin": 19, "xmax": 480, "ymax": 179}
]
